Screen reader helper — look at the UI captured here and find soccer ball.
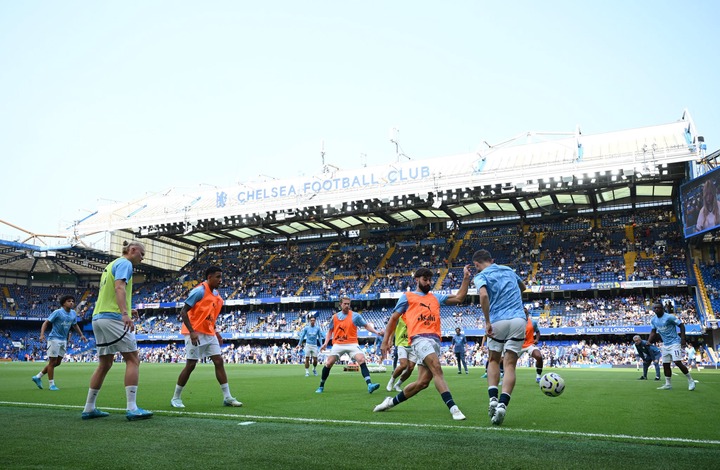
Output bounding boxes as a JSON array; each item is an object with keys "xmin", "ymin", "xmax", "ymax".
[{"xmin": 539, "ymin": 372, "xmax": 565, "ymax": 397}]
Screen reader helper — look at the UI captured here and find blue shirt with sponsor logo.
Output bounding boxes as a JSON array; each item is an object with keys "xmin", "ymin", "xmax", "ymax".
[
  {"xmin": 47, "ymin": 308, "xmax": 78, "ymax": 341},
  {"xmin": 650, "ymin": 313, "xmax": 683, "ymax": 347},
  {"xmin": 298, "ymin": 324, "xmax": 324, "ymax": 347}
]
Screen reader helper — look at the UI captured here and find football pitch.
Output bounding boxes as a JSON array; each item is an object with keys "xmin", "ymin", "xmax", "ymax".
[{"xmin": 1, "ymin": 362, "xmax": 718, "ymax": 469}]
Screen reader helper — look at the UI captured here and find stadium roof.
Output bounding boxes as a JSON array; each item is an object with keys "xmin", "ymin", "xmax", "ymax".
[
  {"xmin": 76, "ymin": 113, "xmax": 702, "ymax": 239},
  {"xmin": 0, "ymin": 111, "xmax": 708, "ymax": 275},
  {"xmin": 0, "ymin": 235, "xmax": 125, "ymax": 277}
]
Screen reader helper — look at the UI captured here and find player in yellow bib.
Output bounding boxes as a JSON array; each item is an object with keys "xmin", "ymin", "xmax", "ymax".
[
  {"xmin": 385, "ymin": 316, "xmax": 416, "ymax": 392},
  {"xmin": 81, "ymin": 241, "xmax": 153, "ymax": 421}
]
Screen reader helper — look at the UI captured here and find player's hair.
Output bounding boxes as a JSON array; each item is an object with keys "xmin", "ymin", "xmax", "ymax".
[
  {"xmin": 414, "ymin": 267, "xmax": 433, "ymax": 278},
  {"xmin": 122, "ymin": 240, "xmax": 145, "ymax": 254},
  {"xmin": 472, "ymin": 249, "xmax": 492, "ymax": 263},
  {"xmin": 205, "ymin": 265, "xmax": 222, "ymax": 278},
  {"xmin": 340, "ymin": 295, "xmax": 352, "ymax": 303},
  {"xmin": 702, "ymin": 180, "xmax": 719, "ymax": 212},
  {"xmin": 59, "ymin": 294, "xmax": 75, "ymax": 305}
]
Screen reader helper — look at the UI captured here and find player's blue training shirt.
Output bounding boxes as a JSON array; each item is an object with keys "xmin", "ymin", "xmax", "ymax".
[
  {"xmin": 183, "ymin": 283, "xmax": 220, "ymax": 307},
  {"xmin": 47, "ymin": 308, "xmax": 78, "ymax": 341},
  {"xmin": 473, "ymin": 264, "xmax": 524, "ymax": 322},
  {"xmin": 634, "ymin": 340, "xmax": 661, "ymax": 361},
  {"xmin": 112, "ymin": 258, "xmax": 134, "ymax": 283},
  {"xmin": 333, "ymin": 311, "xmax": 370, "ymax": 329},
  {"xmin": 298, "ymin": 324, "xmax": 323, "ymax": 347},
  {"xmin": 650, "ymin": 313, "xmax": 683, "ymax": 346}
]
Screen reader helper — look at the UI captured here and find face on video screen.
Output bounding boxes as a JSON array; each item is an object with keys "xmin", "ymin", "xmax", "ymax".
[{"xmin": 681, "ymin": 170, "xmax": 720, "ymax": 238}]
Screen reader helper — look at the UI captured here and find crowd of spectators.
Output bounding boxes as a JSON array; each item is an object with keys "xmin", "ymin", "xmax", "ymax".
[
  {"xmin": 0, "ymin": 285, "xmax": 96, "ymax": 320},
  {"xmin": 5, "ymin": 209, "xmax": 692, "ymax": 316},
  {"xmin": 444, "ymin": 339, "xmax": 715, "ymax": 369},
  {"xmin": 107, "ymin": 339, "xmax": 720, "ymax": 369},
  {"xmin": 126, "ymin": 293, "xmax": 701, "ymax": 337},
  {"xmin": 5, "ymin": 208, "xmax": 720, "ymax": 364},
  {"xmin": 3, "ymin": 327, "xmax": 94, "ymax": 362},
  {"xmin": 534, "ymin": 294, "xmax": 700, "ymax": 328}
]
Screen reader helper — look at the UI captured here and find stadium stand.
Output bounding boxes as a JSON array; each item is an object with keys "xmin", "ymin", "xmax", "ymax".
[
  {"xmin": 3, "ymin": 206, "xmax": 717, "ymax": 366},
  {"xmin": 1, "ymin": 114, "xmax": 719, "ymax": 365}
]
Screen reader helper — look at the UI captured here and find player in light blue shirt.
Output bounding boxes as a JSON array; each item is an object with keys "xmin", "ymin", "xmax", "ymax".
[
  {"xmin": 473, "ymin": 266, "xmax": 525, "ymax": 324},
  {"xmin": 32, "ymin": 295, "xmax": 86, "ymax": 390},
  {"xmin": 472, "ymin": 249, "xmax": 526, "ymax": 426},
  {"xmin": 297, "ymin": 316, "xmax": 324, "ymax": 376},
  {"xmin": 648, "ymin": 302, "xmax": 696, "ymax": 391}
]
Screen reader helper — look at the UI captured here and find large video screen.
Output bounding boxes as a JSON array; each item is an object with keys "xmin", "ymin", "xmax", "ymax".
[{"xmin": 680, "ymin": 166, "xmax": 720, "ymax": 239}]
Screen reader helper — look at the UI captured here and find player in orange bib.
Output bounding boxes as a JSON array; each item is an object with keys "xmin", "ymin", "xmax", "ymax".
[
  {"xmin": 519, "ymin": 308, "xmax": 544, "ymax": 383},
  {"xmin": 315, "ymin": 296, "xmax": 384, "ymax": 394},
  {"xmin": 374, "ymin": 265, "xmax": 472, "ymax": 420},
  {"xmin": 170, "ymin": 266, "xmax": 242, "ymax": 408}
]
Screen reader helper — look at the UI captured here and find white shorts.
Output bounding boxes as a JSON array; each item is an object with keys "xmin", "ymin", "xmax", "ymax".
[
  {"xmin": 93, "ymin": 318, "xmax": 138, "ymax": 356},
  {"xmin": 520, "ymin": 344, "xmax": 539, "ymax": 357},
  {"xmin": 661, "ymin": 343, "xmax": 683, "ymax": 363},
  {"xmin": 411, "ymin": 336, "xmax": 441, "ymax": 366},
  {"xmin": 329, "ymin": 343, "xmax": 364, "ymax": 359},
  {"xmin": 184, "ymin": 333, "xmax": 221, "ymax": 360},
  {"xmin": 397, "ymin": 345, "xmax": 417, "ymax": 363},
  {"xmin": 47, "ymin": 339, "xmax": 67, "ymax": 358},
  {"xmin": 304, "ymin": 345, "xmax": 319, "ymax": 358},
  {"xmin": 487, "ymin": 317, "xmax": 526, "ymax": 355}
]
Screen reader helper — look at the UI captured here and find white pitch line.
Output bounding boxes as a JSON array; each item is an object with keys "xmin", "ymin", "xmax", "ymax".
[{"xmin": 2, "ymin": 401, "xmax": 719, "ymax": 446}]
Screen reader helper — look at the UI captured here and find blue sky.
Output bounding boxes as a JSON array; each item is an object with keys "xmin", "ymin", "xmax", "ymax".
[{"xmin": 1, "ymin": 1, "xmax": 718, "ymax": 239}]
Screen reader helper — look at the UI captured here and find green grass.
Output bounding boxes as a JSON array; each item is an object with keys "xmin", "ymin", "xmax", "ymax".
[{"xmin": 1, "ymin": 362, "xmax": 719, "ymax": 469}]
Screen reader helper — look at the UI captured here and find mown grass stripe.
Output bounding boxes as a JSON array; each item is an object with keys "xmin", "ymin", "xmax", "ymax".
[{"xmin": 3, "ymin": 400, "xmax": 718, "ymax": 446}]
